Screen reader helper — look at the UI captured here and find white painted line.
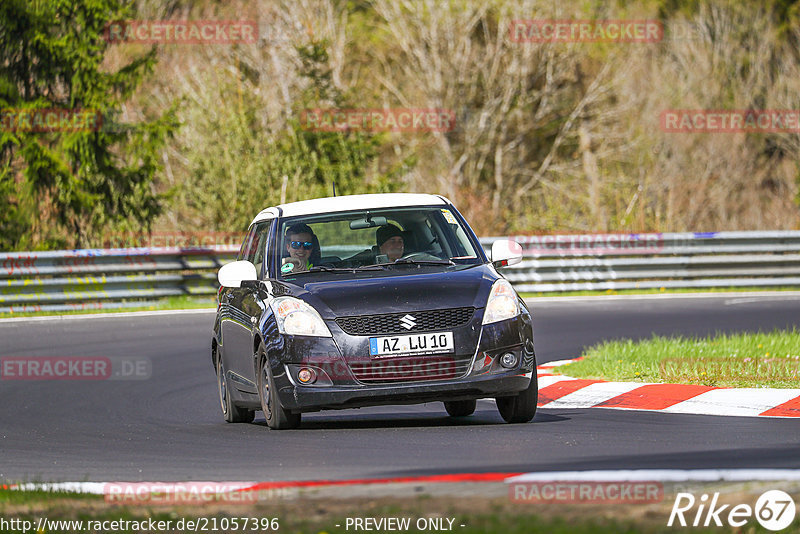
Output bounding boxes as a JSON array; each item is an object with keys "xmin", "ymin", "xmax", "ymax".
[
  {"xmin": 11, "ymin": 482, "xmax": 108, "ymax": 494},
  {"xmin": 537, "ymin": 375, "xmax": 573, "ymax": 388},
  {"xmin": 526, "ymin": 291, "xmax": 800, "ymax": 304},
  {"xmin": 724, "ymin": 295, "xmax": 800, "ymax": 305},
  {"xmin": 664, "ymin": 388, "xmax": 800, "ymax": 417},
  {"xmin": 540, "ymin": 381, "xmax": 645, "ymax": 408},
  {"xmin": 0, "ymin": 308, "xmax": 217, "ymax": 324},
  {"xmin": 538, "ymin": 359, "xmax": 580, "ymax": 368},
  {"xmin": 506, "ymin": 469, "xmax": 800, "ymax": 483}
]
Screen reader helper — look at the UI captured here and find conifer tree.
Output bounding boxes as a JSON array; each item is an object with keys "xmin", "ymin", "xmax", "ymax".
[{"xmin": 0, "ymin": 0, "xmax": 177, "ymax": 250}]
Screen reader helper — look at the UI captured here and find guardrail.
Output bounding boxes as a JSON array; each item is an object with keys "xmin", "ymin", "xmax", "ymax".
[
  {"xmin": 0, "ymin": 246, "xmax": 238, "ymax": 313},
  {"xmin": 2, "ymin": 231, "xmax": 799, "ymax": 312},
  {"xmin": 480, "ymin": 230, "xmax": 800, "ymax": 293}
]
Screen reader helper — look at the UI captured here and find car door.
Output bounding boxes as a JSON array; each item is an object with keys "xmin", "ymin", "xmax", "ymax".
[{"xmin": 220, "ymin": 220, "xmax": 271, "ymax": 393}]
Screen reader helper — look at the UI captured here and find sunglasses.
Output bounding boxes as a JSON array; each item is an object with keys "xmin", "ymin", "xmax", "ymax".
[{"xmin": 290, "ymin": 241, "xmax": 314, "ymax": 250}]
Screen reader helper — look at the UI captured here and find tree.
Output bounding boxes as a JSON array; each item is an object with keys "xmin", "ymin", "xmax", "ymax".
[
  {"xmin": 0, "ymin": 0, "xmax": 177, "ymax": 250},
  {"xmin": 167, "ymin": 7, "xmax": 404, "ymax": 232}
]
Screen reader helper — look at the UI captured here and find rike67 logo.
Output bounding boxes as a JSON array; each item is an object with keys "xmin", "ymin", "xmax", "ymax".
[{"xmin": 668, "ymin": 490, "xmax": 796, "ymax": 531}]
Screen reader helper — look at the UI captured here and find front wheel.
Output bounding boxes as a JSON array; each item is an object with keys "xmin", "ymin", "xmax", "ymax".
[
  {"xmin": 496, "ymin": 373, "xmax": 538, "ymax": 423},
  {"xmin": 444, "ymin": 399, "xmax": 476, "ymax": 417},
  {"xmin": 257, "ymin": 347, "xmax": 300, "ymax": 430},
  {"xmin": 217, "ymin": 356, "xmax": 254, "ymax": 423}
]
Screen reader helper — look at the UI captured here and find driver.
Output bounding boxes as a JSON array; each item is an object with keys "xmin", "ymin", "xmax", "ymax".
[
  {"xmin": 376, "ymin": 224, "xmax": 404, "ymax": 262},
  {"xmin": 284, "ymin": 223, "xmax": 318, "ymax": 271}
]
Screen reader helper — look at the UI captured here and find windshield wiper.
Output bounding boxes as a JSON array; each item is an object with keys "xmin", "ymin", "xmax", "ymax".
[
  {"xmin": 294, "ymin": 265, "xmax": 355, "ymax": 274},
  {"xmin": 352, "ymin": 264, "xmax": 387, "ymax": 271},
  {"xmin": 297, "ymin": 261, "xmax": 453, "ymax": 274},
  {"xmin": 301, "ymin": 265, "xmax": 385, "ymax": 273},
  {"xmin": 391, "ymin": 258, "xmax": 455, "ymax": 266}
]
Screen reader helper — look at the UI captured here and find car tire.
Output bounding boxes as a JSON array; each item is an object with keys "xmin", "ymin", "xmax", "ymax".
[
  {"xmin": 496, "ymin": 373, "xmax": 538, "ymax": 424},
  {"xmin": 217, "ymin": 356, "xmax": 254, "ymax": 423},
  {"xmin": 444, "ymin": 399, "xmax": 476, "ymax": 417},
  {"xmin": 257, "ymin": 346, "xmax": 301, "ymax": 430}
]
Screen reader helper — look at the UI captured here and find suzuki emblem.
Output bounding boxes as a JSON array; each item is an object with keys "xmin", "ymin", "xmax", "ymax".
[{"xmin": 399, "ymin": 314, "xmax": 417, "ymax": 330}]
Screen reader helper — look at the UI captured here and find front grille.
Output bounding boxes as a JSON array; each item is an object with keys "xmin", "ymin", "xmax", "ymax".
[
  {"xmin": 350, "ymin": 355, "xmax": 472, "ymax": 384},
  {"xmin": 335, "ymin": 307, "xmax": 475, "ymax": 336}
]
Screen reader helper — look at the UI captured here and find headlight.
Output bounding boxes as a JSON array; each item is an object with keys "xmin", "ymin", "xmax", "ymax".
[
  {"xmin": 482, "ymin": 279, "xmax": 520, "ymax": 325},
  {"xmin": 270, "ymin": 297, "xmax": 332, "ymax": 337}
]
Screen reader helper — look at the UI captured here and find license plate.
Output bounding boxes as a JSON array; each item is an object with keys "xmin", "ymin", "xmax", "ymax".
[{"xmin": 369, "ymin": 332, "xmax": 454, "ymax": 358}]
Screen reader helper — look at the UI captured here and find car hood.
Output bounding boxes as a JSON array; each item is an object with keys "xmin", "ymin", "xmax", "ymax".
[{"xmin": 282, "ymin": 265, "xmax": 499, "ymax": 318}]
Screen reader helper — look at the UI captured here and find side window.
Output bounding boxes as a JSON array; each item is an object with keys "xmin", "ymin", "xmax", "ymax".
[
  {"xmin": 239, "ymin": 221, "xmax": 271, "ymax": 268},
  {"xmin": 238, "ymin": 225, "xmax": 258, "ymax": 261},
  {"xmin": 251, "ymin": 222, "xmax": 271, "ymax": 275}
]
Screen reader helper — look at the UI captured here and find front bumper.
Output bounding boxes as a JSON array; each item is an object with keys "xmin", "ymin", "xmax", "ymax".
[
  {"xmin": 265, "ymin": 311, "xmax": 535, "ymax": 412},
  {"xmin": 276, "ymin": 370, "xmax": 533, "ymax": 412}
]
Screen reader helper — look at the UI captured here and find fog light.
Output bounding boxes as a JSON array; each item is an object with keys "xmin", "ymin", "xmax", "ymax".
[
  {"xmin": 500, "ymin": 352, "xmax": 517, "ymax": 369},
  {"xmin": 297, "ymin": 367, "xmax": 317, "ymax": 384}
]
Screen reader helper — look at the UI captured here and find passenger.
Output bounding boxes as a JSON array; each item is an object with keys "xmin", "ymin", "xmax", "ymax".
[
  {"xmin": 376, "ymin": 224, "xmax": 404, "ymax": 262},
  {"xmin": 284, "ymin": 223, "xmax": 319, "ymax": 272}
]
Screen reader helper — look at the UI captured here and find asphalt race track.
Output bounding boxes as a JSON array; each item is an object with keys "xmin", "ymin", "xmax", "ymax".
[{"xmin": 1, "ymin": 293, "xmax": 799, "ymax": 483}]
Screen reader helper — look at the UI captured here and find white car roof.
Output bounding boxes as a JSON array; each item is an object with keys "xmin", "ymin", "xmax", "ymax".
[{"xmin": 251, "ymin": 193, "xmax": 450, "ymax": 225}]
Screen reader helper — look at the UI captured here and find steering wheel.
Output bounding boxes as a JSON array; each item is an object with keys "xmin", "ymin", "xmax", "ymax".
[{"xmin": 398, "ymin": 252, "xmax": 441, "ymax": 261}]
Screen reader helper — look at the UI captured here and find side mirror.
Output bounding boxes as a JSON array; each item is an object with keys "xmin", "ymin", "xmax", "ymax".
[
  {"xmin": 490, "ymin": 239, "xmax": 523, "ymax": 268},
  {"xmin": 218, "ymin": 260, "xmax": 258, "ymax": 288}
]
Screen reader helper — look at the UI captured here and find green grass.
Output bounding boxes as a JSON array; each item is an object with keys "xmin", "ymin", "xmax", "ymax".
[
  {"xmin": 0, "ymin": 296, "xmax": 216, "ymax": 319},
  {"xmin": 0, "ymin": 487, "xmax": 100, "ymax": 505},
  {"xmin": 521, "ymin": 286, "xmax": 800, "ymax": 298},
  {"xmin": 556, "ymin": 329, "xmax": 800, "ymax": 388}
]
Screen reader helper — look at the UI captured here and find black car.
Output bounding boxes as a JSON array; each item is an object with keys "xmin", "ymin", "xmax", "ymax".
[{"xmin": 213, "ymin": 193, "xmax": 536, "ymax": 429}]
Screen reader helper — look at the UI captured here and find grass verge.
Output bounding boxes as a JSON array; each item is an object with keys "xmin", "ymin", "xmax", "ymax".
[
  {"xmin": 0, "ymin": 296, "xmax": 216, "ymax": 319},
  {"xmin": 555, "ymin": 329, "xmax": 800, "ymax": 388},
  {"xmin": 3, "ymin": 485, "xmax": 795, "ymax": 534}
]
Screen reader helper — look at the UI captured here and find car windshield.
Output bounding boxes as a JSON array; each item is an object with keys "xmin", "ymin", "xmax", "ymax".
[{"xmin": 275, "ymin": 206, "xmax": 483, "ymax": 278}]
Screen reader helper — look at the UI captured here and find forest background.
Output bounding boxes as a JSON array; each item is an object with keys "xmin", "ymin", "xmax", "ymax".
[{"xmin": 2, "ymin": 0, "xmax": 800, "ymax": 251}]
